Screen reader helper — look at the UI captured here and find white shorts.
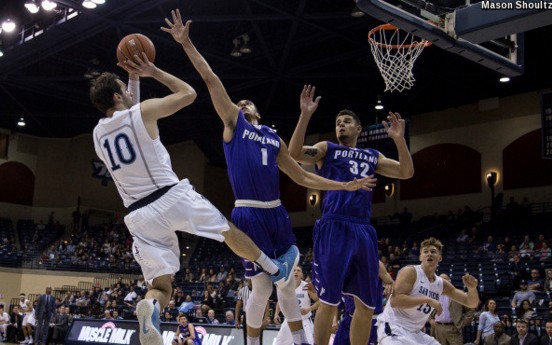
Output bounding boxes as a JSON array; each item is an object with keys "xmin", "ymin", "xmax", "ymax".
[
  {"xmin": 124, "ymin": 179, "xmax": 230, "ymax": 282},
  {"xmin": 377, "ymin": 321, "xmax": 439, "ymax": 345},
  {"xmin": 22, "ymin": 312, "xmax": 35, "ymax": 327},
  {"xmin": 273, "ymin": 317, "xmax": 314, "ymax": 345}
]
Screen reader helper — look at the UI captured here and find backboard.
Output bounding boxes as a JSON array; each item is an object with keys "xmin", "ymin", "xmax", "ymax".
[{"xmin": 356, "ymin": 0, "xmax": 552, "ymax": 77}]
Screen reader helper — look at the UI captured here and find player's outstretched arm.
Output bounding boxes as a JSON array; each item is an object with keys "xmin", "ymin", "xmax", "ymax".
[
  {"xmin": 289, "ymin": 85, "xmax": 327, "ymax": 165},
  {"xmin": 443, "ymin": 274, "xmax": 479, "ymax": 309},
  {"xmin": 162, "ymin": 9, "xmax": 239, "ymax": 132},
  {"xmin": 278, "ymin": 140, "xmax": 376, "ymax": 191},
  {"xmin": 127, "ymin": 71, "xmax": 140, "ymax": 105},
  {"xmin": 375, "ymin": 112, "xmax": 414, "ymax": 179}
]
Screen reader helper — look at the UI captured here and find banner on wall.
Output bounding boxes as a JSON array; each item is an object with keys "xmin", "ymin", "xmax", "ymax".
[
  {"xmin": 541, "ymin": 91, "xmax": 552, "ymax": 160},
  {"xmin": 65, "ymin": 319, "xmax": 279, "ymax": 345}
]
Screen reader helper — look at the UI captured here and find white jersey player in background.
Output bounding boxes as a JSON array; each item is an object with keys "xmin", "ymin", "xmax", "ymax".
[
  {"xmin": 376, "ymin": 237, "xmax": 479, "ymax": 345},
  {"xmin": 273, "ymin": 266, "xmax": 319, "ymax": 345},
  {"xmin": 90, "ymin": 41, "xmax": 296, "ymax": 345}
]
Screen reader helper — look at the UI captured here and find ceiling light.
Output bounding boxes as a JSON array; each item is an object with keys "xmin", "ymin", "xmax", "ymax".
[
  {"xmin": 230, "ymin": 38, "xmax": 242, "ymax": 57},
  {"xmin": 91, "ymin": 0, "xmax": 106, "ymax": 4},
  {"xmin": 41, "ymin": 0, "xmax": 58, "ymax": 11},
  {"xmin": 351, "ymin": 5, "xmax": 365, "ymax": 18},
  {"xmin": 82, "ymin": 0, "xmax": 97, "ymax": 8},
  {"xmin": 1, "ymin": 20, "xmax": 16, "ymax": 33},
  {"xmin": 25, "ymin": 1, "xmax": 40, "ymax": 14},
  {"xmin": 499, "ymin": 76, "xmax": 510, "ymax": 83},
  {"xmin": 375, "ymin": 96, "xmax": 384, "ymax": 110},
  {"xmin": 17, "ymin": 118, "xmax": 26, "ymax": 127},
  {"xmin": 240, "ymin": 34, "xmax": 251, "ymax": 54}
]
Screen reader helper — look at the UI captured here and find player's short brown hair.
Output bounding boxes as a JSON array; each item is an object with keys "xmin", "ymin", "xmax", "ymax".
[
  {"xmin": 90, "ymin": 72, "xmax": 122, "ymax": 114},
  {"xmin": 420, "ymin": 237, "xmax": 443, "ymax": 253},
  {"xmin": 336, "ymin": 109, "xmax": 361, "ymax": 126}
]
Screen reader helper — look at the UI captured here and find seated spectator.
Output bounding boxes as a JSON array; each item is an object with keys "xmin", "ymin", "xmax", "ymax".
[
  {"xmin": 183, "ymin": 268, "xmax": 194, "ymax": 283},
  {"xmin": 112, "ymin": 310, "xmax": 123, "ymax": 320},
  {"xmin": 206, "ymin": 310, "xmax": 219, "ymax": 325},
  {"xmin": 536, "ymin": 242, "xmax": 552, "ymax": 261},
  {"xmin": 216, "ymin": 266, "xmax": 227, "ymax": 283},
  {"xmin": 7, "ymin": 305, "xmax": 23, "ymax": 343},
  {"xmin": 208, "ymin": 269, "xmax": 217, "ymax": 283},
  {"xmin": 123, "ymin": 286, "xmax": 137, "ymax": 303},
  {"xmin": 480, "ymin": 235, "xmax": 497, "ymax": 254},
  {"xmin": 509, "ymin": 319, "xmax": 538, "ymax": 345},
  {"xmin": 223, "ymin": 310, "xmax": 235, "ymax": 326},
  {"xmin": 174, "ymin": 290, "xmax": 186, "ymax": 308},
  {"xmin": 164, "ymin": 300, "xmax": 179, "ymax": 320},
  {"xmin": 198, "ymin": 268, "xmax": 208, "ymax": 283},
  {"xmin": 527, "ymin": 270, "xmax": 544, "ymax": 291},
  {"xmin": 534, "ymin": 234, "xmax": 548, "ymax": 251},
  {"xmin": 519, "ymin": 235, "xmax": 535, "ymax": 251},
  {"xmin": 511, "ymin": 280, "xmax": 536, "ymax": 307},
  {"xmin": 163, "ymin": 311, "xmax": 176, "ymax": 323},
  {"xmin": 102, "ymin": 310, "xmax": 112, "ymax": 320},
  {"xmin": 515, "ymin": 300, "xmax": 536, "ymax": 320},
  {"xmin": 52, "ymin": 305, "xmax": 70, "ymax": 344},
  {"xmin": 492, "ymin": 244, "xmax": 508, "ymax": 262},
  {"xmin": 483, "ymin": 321, "xmax": 510, "ymax": 345},
  {"xmin": 542, "ymin": 320, "xmax": 552, "ymax": 344},
  {"xmin": 544, "ymin": 269, "xmax": 552, "ymax": 292},
  {"xmin": 179, "ymin": 296, "xmax": 195, "ymax": 315},
  {"xmin": 456, "ymin": 229, "xmax": 469, "ymax": 243},
  {"xmin": 519, "ymin": 243, "xmax": 534, "ymax": 260},
  {"xmin": 0, "ymin": 306, "xmax": 9, "ymax": 342},
  {"xmin": 509, "ymin": 247, "xmax": 520, "ymax": 262},
  {"xmin": 192, "ymin": 309, "xmax": 207, "ymax": 324}
]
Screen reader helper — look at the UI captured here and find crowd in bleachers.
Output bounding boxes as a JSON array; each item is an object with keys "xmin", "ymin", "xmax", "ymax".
[{"xmin": 1, "ymin": 198, "xmax": 552, "ymax": 344}]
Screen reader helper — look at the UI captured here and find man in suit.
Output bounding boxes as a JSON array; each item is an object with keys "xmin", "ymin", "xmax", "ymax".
[
  {"xmin": 6, "ymin": 305, "xmax": 23, "ymax": 343},
  {"xmin": 35, "ymin": 286, "xmax": 56, "ymax": 345},
  {"xmin": 431, "ymin": 274, "xmax": 476, "ymax": 345},
  {"xmin": 483, "ymin": 321, "xmax": 510, "ymax": 345},
  {"xmin": 510, "ymin": 319, "xmax": 538, "ymax": 345},
  {"xmin": 52, "ymin": 305, "xmax": 69, "ymax": 345},
  {"xmin": 540, "ymin": 321, "xmax": 552, "ymax": 345}
]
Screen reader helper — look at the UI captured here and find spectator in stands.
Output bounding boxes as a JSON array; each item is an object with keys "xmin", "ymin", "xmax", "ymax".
[
  {"xmin": 224, "ymin": 311, "xmax": 235, "ymax": 326},
  {"xmin": 493, "ymin": 244, "xmax": 508, "ymax": 262},
  {"xmin": 516, "ymin": 300, "xmax": 537, "ymax": 320},
  {"xmin": 528, "ymin": 270, "xmax": 544, "ymax": 292},
  {"xmin": 193, "ymin": 308, "xmax": 206, "ymax": 324},
  {"xmin": 216, "ymin": 266, "xmax": 228, "ymax": 283},
  {"xmin": 520, "ymin": 243, "xmax": 535, "ymax": 260},
  {"xmin": 456, "ymin": 229, "xmax": 469, "ymax": 243},
  {"xmin": 409, "ymin": 241, "xmax": 420, "ymax": 258},
  {"xmin": 509, "ymin": 248, "xmax": 521, "ymax": 262},
  {"xmin": 541, "ymin": 320, "xmax": 552, "ymax": 345},
  {"xmin": 198, "ymin": 268, "xmax": 208, "ymax": 283},
  {"xmin": 483, "ymin": 321, "xmax": 510, "ymax": 345},
  {"xmin": 174, "ymin": 290, "xmax": 185, "ymax": 308},
  {"xmin": 124, "ymin": 286, "xmax": 137, "ymax": 303},
  {"xmin": 102, "ymin": 310, "xmax": 112, "ymax": 320},
  {"xmin": 520, "ymin": 235, "xmax": 535, "ymax": 251},
  {"xmin": 163, "ymin": 311, "xmax": 175, "ymax": 323},
  {"xmin": 110, "ymin": 300, "xmax": 122, "ymax": 315},
  {"xmin": 537, "ymin": 242, "xmax": 552, "ymax": 262},
  {"xmin": 206, "ymin": 310, "xmax": 219, "ymax": 324},
  {"xmin": 544, "ymin": 269, "xmax": 552, "ymax": 292},
  {"xmin": 0, "ymin": 305, "xmax": 9, "ymax": 342},
  {"xmin": 178, "ymin": 295, "xmax": 195, "ymax": 315},
  {"xmin": 165, "ymin": 300, "xmax": 179, "ymax": 320},
  {"xmin": 183, "ymin": 269, "xmax": 194, "ymax": 283},
  {"xmin": 7, "ymin": 305, "xmax": 23, "ymax": 343},
  {"xmin": 512, "ymin": 280, "xmax": 536, "ymax": 307},
  {"xmin": 534, "ymin": 234, "xmax": 549, "ymax": 251},
  {"xmin": 509, "ymin": 255, "xmax": 524, "ymax": 287},
  {"xmin": 208, "ymin": 268, "xmax": 217, "ymax": 283},
  {"xmin": 475, "ymin": 299, "xmax": 500, "ymax": 345},
  {"xmin": 509, "ymin": 319, "xmax": 538, "ymax": 345},
  {"xmin": 135, "ymin": 275, "xmax": 146, "ymax": 293},
  {"xmin": 51, "ymin": 305, "xmax": 69, "ymax": 345},
  {"xmin": 112, "ymin": 310, "xmax": 123, "ymax": 320},
  {"xmin": 226, "ymin": 274, "xmax": 239, "ymax": 291}
]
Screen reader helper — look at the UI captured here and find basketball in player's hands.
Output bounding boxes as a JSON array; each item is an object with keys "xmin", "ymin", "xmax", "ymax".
[{"xmin": 117, "ymin": 33, "xmax": 156, "ymax": 64}]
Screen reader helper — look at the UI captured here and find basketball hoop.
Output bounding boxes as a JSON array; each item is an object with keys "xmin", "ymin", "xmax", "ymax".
[{"xmin": 368, "ymin": 24, "xmax": 432, "ymax": 92}]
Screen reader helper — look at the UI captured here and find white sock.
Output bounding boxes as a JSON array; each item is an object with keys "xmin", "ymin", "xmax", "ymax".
[
  {"xmin": 255, "ymin": 252, "xmax": 278, "ymax": 275},
  {"xmin": 292, "ymin": 329, "xmax": 308, "ymax": 345},
  {"xmin": 247, "ymin": 336, "xmax": 260, "ymax": 345}
]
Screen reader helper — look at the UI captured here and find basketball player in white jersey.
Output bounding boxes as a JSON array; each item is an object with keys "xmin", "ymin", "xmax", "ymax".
[
  {"xmin": 376, "ymin": 237, "xmax": 479, "ymax": 345},
  {"xmin": 273, "ymin": 266, "xmax": 319, "ymax": 345},
  {"xmin": 90, "ymin": 50, "xmax": 296, "ymax": 345}
]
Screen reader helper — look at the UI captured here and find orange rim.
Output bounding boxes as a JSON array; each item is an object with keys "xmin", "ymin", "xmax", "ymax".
[{"xmin": 368, "ymin": 23, "xmax": 432, "ymax": 49}]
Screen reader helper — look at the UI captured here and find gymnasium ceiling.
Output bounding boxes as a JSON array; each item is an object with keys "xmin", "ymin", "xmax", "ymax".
[{"xmin": 0, "ymin": 0, "xmax": 551, "ymax": 165}]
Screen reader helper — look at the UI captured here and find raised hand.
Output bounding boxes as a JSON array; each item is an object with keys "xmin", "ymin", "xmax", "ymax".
[
  {"xmin": 117, "ymin": 52, "xmax": 156, "ymax": 77},
  {"xmin": 382, "ymin": 112, "xmax": 406, "ymax": 141},
  {"xmin": 161, "ymin": 9, "xmax": 191, "ymax": 44},
  {"xmin": 300, "ymin": 85, "xmax": 321, "ymax": 117},
  {"xmin": 344, "ymin": 175, "xmax": 377, "ymax": 191},
  {"xmin": 462, "ymin": 274, "xmax": 478, "ymax": 290}
]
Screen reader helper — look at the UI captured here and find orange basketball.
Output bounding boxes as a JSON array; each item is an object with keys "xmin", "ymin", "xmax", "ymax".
[{"xmin": 116, "ymin": 33, "xmax": 156, "ymax": 64}]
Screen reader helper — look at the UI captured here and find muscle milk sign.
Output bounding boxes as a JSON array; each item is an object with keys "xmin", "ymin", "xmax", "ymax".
[{"xmin": 65, "ymin": 319, "xmax": 278, "ymax": 345}]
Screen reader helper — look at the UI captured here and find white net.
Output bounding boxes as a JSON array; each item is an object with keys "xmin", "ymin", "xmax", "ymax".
[{"xmin": 368, "ymin": 24, "xmax": 431, "ymax": 93}]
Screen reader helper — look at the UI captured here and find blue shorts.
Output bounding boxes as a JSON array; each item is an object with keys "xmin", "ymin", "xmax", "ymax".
[
  {"xmin": 231, "ymin": 205, "xmax": 296, "ymax": 277},
  {"xmin": 313, "ymin": 214, "xmax": 379, "ymax": 307},
  {"xmin": 334, "ymin": 313, "xmax": 378, "ymax": 345}
]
